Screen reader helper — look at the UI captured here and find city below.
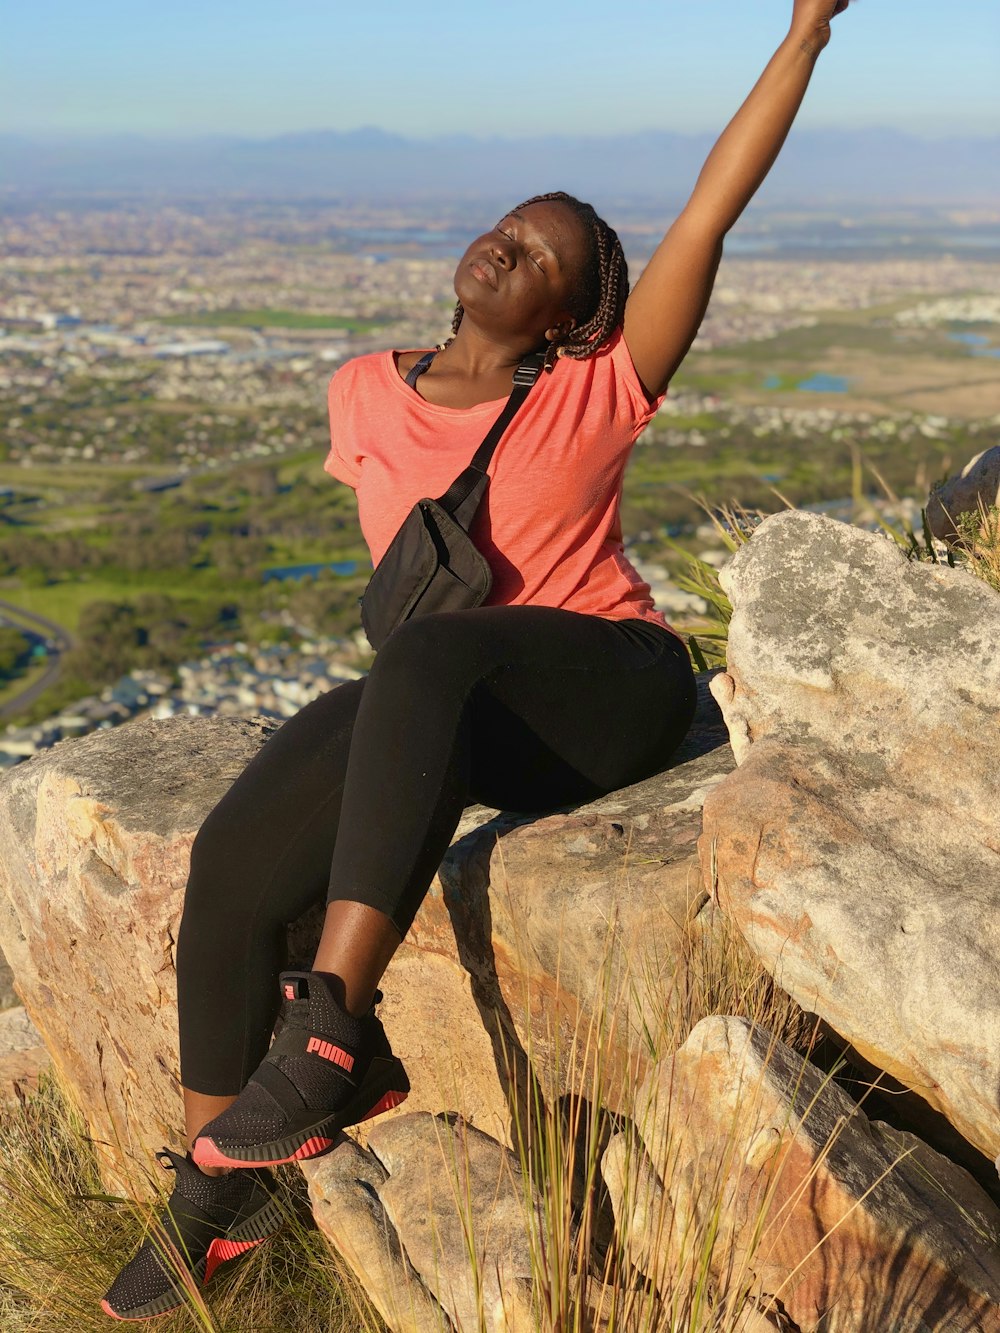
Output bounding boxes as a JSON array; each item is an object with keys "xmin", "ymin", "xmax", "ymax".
[{"xmin": 1, "ymin": 197, "xmax": 998, "ymax": 767}]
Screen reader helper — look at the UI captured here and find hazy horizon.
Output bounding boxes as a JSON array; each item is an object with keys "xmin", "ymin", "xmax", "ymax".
[{"xmin": 4, "ymin": 126, "xmax": 998, "ymax": 209}]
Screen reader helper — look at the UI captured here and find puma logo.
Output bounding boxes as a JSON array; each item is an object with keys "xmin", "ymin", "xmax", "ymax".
[{"xmin": 306, "ymin": 1037, "xmax": 354, "ymax": 1071}]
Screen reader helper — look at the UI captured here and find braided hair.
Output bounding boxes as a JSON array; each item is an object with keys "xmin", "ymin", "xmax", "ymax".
[{"xmin": 447, "ymin": 191, "xmax": 629, "ymax": 372}]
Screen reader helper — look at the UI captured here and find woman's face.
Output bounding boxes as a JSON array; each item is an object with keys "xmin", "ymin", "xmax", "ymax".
[{"xmin": 453, "ymin": 199, "xmax": 590, "ymax": 347}]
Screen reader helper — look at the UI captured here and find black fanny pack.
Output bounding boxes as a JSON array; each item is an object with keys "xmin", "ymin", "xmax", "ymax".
[{"xmin": 359, "ymin": 350, "xmax": 543, "ymax": 651}]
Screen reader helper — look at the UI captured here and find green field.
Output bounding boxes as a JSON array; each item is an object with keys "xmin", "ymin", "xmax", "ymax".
[
  {"xmin": 158, "ymin": 309, "xmax": 385, "ymax": 332},
  {"xmin": 0, "ymin": 575, "xmax": 229, "ymax": 633}
]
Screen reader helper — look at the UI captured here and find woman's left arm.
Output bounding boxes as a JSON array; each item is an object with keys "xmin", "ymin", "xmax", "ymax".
[{"xmin": 623, "ymin": 0, "xmax": 850, "ymax": 398}]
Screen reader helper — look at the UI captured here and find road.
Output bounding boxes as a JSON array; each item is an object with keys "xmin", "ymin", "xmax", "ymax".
[{"xmin": 0, "ymin": 599, "xmax": 74, "ymax": 721}]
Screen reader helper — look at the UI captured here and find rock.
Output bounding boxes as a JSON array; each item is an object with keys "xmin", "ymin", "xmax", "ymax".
[
  {"xmin": 309, "ymin": 1114, "xmax": 540, "ymax": 1332},
  {"xmin": 371, "ymin": 1114, "xmax": 540, "ymax": 1332},
  {"xmin": 0, "ymin": 677, "xmax": 730, "ymax": 1190},
  {"xmin": 927, "ymin": 444, "xmax": 1000, "ymax": 542},
  {"xmin": 302, "ymin": 1136, "xmax": 451, "ymax": 1333},
  {"xmin": 602, "ymin": 1121, "xmax": 796, "ymax": 1330},
  {"xmin": 0, "ymin": 713, "xmax": 279, "ymax": 1191},
  {"xmin": 635, "ymin": 1016, "xmax": 1000, "ymax": 1333},
  {"xmin": 601, "ymin": 1131, "xmax": 676, "ymax": 1294},
  {"xmin": 0, "ymin": 950, "xmax": 16, "ymax": 1010},
  {"xmin": 385, "ymin": 671, "xmax": 732, "ymax": 1144},
  {"xmin": 0, "ymin": 1005, "xmax": 50, "ymax": 1103},
  {"xmin": 702, "ymin": 510, "xmax": 1000, "ymax": 1162}
]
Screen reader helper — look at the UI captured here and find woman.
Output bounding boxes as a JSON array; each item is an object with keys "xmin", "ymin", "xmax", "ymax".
[{"xmin": 103, "ymin": 0, "xmax": 848, "ymax": 1318}]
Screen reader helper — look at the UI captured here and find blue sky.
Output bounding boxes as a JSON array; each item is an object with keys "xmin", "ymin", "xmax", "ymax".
[{"xmin": 5, "ymin": 0, "xmax": 998, "ymax": 139}]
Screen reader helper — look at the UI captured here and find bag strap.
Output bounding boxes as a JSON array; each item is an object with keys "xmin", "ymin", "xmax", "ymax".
[{"xmin": 436, "ymin": 353, "xmax": 545, "ymax": 515}]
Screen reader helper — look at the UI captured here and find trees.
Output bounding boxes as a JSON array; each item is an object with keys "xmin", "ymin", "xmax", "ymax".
[{"xmin": 0, "ymin": 626, "xmax": 32, "ymax": 681}]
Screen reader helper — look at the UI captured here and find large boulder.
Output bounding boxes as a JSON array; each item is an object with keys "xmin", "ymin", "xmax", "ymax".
[
  {"xmin": 927, "ymin": 444, "xmax": 1000, "ymax": 543},
  {"xmin": 702, "ymin": 510, "xmax": 1000, "ymax": 1162},
  {"xmin": 303, "ymin": 1134, "xmax": 452, "ymax": 1333},
  {"xmin": 317, "ymin": 1016, "xmax": 1000, "ymax": 1333},
  {"xmin": 619, "ymin": 1015, "xmax": 1000, "ymax": 1333},
  {"xmin": 305, "ymin": 1113, "xmax": 553, "ymax": 1333},
  {"xmin": 0, "ymin": 714, "xmax": 278, "ymax": 1189},
  {"xmin": 0, "ymin": 676, "xmax": 730, "ymax": 1190}
]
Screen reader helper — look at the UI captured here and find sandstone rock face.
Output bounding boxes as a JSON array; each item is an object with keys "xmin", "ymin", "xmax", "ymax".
[
  {"xmin": 630, "ymin": 1016, "xmax": 1000, "ymax": 1333},
  {"xmin": 307, "ymin": 1115, "xmax": 541, "ymax": 1333},
  {"xmin": 302, "ymin": 1135, "xmax": 450, "ymax": 1333},
  {"xmin": 0, "ymin": 1005, "xmax": 49, "ymax": 1104},
  {"xmin": 0, "ymin": 714, "xmax": 278, "ymax": 1189},
  {"xmin": 701, "ymin": 510, "xmax": 1000, "ymax": 1161},
  {"xmin": 0, "ymin": 950, "xmax": 16, "ymax": 1009},
  {"xmin": 399, "ymin": 681, "xmax": 731, "ymax": 1144},
  {"xmin": 601, "ymin": 1131, "xmax": 674, "ymax": 1294},
  {"xmin": 0, "ymin": 677, "xmax": 729, "ymax": 1188},
  {"xmin": 927, "ymin": 444, "xmax": 1000, "ymax": 542}
]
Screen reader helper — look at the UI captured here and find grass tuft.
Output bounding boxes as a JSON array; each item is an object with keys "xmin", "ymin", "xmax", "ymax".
[
  {"xmin": 0, "ymin": 1073, "xmax": 385, "ymax": 1332},
  {"xmin": 954, "ymin": 500, "xmax": 1000, "ymax": 593}
]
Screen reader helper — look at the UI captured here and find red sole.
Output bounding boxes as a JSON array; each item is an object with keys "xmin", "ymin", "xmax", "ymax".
[
  {"xmin": 203, "ymin": 1235, "xmax": 264, "ymax": 1284},
  {"xmin": 361, "ymin": 1089, "xmax": 408, "ymax": 1121},
  {"xmin": 194, "ymin": 1133, "xmax": 335, "ymax": 1169},
  {"xmin": 101, "ymin": 1297, "xmax": 171, "ymax": 1322},
  {"xmin": 193, "ymin": 1090, "xmax": 408, "ymax": 1168}
]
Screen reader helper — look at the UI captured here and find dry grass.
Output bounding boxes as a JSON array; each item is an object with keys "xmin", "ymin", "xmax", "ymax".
[
  {"xmin": 0, "ymin": 903, "xmax": 844, "ymax": 1333},
  {"xmin": 0, "ymin": 1074, "xmax": 385, "ymax": 1332},
  {"xmin": 0, "ymin": 895, "xmax": 937, "ymax": 1333},
  {"xmin": 665, "ymin": 497, "xmax": 766, "ymax": 671},
  {"xmin": 954, "ymin": 500, "xmax": 1000, "ymax": 593},
  {"xmin": 493, "ymin": 893, "xmax": 830, "ymax": 1333}
]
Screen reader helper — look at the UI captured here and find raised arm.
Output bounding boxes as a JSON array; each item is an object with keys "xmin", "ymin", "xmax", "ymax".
[{"xmin": 623, "ymin": 0, "xmax": 849, "ymax": 398}]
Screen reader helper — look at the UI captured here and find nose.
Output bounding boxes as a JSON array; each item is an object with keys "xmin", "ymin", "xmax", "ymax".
[{"xmin": 490, "ymin": 236, "xmax": 515, "ymax": 269}]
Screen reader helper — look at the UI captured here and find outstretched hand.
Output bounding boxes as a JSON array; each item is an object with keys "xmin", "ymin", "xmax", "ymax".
[{"xmin": 791, "ymin": 0, "xmax": 850, "ymax": 54}]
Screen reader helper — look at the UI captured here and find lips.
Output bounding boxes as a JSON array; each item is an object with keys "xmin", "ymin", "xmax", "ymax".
[{"xmin": 470, "ymin": 258, "xmax": 499, "ymax": 290}]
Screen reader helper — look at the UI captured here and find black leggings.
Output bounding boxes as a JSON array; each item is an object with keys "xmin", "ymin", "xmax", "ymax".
[{"xmin": 176, "ymin": 606, "xmax": 697, "ymax": 1095}]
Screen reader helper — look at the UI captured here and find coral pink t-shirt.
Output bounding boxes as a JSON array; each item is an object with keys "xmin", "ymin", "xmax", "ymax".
[{"xmin": 324, "ymin": 329, "xmax": 672, "ymax": 631}]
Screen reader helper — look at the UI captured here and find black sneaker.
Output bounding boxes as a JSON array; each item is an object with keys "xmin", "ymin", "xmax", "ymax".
[
  {"xmin": 101, "ymin": 1149, "xmax": 281, "ymax": 1321},
  {"xmin": 192, "ymin": 972, "xmax": 409, "ymax": 1169}
]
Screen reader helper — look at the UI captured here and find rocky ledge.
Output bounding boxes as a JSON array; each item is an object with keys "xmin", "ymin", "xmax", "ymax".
[
  {"xmin": 703, "ymin": 510, "xmax": 1000, "ymax": 1168},
  {"xmin": 0, "ymin": 672, "xmax": 729, "ymax": 1190}
]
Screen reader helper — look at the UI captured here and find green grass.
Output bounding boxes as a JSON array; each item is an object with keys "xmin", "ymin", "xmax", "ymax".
[
  {"xmin": 0, "ymin": 575, "xmax": 231, "ymax": 634},
  {"xmin": 157, "ymin": 310, "xmax": 386, "ymax": 333},
  {"xmin": 0, "ymin": 463, "xmax": 176, "ymax": 490}
]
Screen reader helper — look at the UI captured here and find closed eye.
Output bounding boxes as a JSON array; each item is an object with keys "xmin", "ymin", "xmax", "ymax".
[{"xmin": 497, "ymin": 226, "xmax": 546, "ymax": 273}]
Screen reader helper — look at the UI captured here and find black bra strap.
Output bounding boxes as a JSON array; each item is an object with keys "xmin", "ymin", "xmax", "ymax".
[{"xmin": 404, "ymin": 351, "xmax": 436, "ymax": 388}]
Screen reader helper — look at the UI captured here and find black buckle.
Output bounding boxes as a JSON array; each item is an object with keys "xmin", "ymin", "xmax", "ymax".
[{"xmin": 512, "ymin": 360, "xmax": 542, "ymax": 387}]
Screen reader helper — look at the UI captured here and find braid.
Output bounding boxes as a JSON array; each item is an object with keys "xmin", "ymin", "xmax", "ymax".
[{"xmin": 447, "ymin": 191, "xmax": 629, "ymax": 371}]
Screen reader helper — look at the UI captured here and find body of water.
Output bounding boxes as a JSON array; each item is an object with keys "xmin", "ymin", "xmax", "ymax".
[
  {"xmin": 763, "ymin": 373, "xmax": 850, "ymax": 393},
  {"xmin": 262, "ymin": 561, "xmax": 360, "ymax": 583},
  {"xmin": 948, "ymin": 331, "xmax": 1000, "ymax": 358},
  {"xmin": 796, "ymin": 374, "xmax": 851, "ymax": 393}
]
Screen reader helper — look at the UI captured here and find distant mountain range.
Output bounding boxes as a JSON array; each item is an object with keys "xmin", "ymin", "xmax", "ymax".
[{"xmin": 2, "ymin": 128, "xmax": 998, "ymax": 206}]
